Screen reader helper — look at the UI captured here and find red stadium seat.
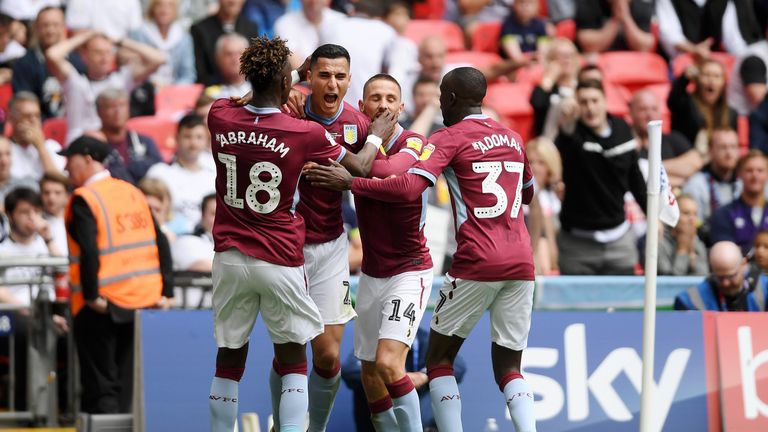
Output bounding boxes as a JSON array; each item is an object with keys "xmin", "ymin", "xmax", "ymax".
[
  {"xmin": 404, "ymin": 20, "xmax": 465, "ymax": 52},
  {"xmin": 126, "ymin": 116, "xmax": 178, "ymax": 162},
  {"xmin": 484, "ymin": 82, "xmax": 534, "ymax": 141},
  {"xmin": 42, "ymin": 117, "xmax": 67, "ymax": 146},
  {"xmin": 412, "ymin": 0, "xmax": 445, "ymax": 20},
  {"xmin": 554, "ymin": 19, "xmax": 576, "ymax": 41},
  {"xmin": 597, "ymin": 51, "xmax": 669, "ymax": 93},
  {"xmin": 604, "ymin": 82, "xmax": 631, "ymax": 117},
  {"xmin": 738, "ymin": 115, "xmax": 749, "ymax": 154},
  {"xmin": 470, "ymin": 21, "xmax": 502, "ymax": 53},
  {"xmin": 641, "ymin": 83, "xmax": 672, "ymax": 132},
  {"xmin": 155, "ymin": 84, "xmax": 204, "ymax": 118},
  {"xmin": 515, "ymin": 63, "xmax": 544, "ymax": 85},
  {"xmin": 0, "ymin": 83, "xmax": 11, "ymax": 112},
  {"xmin": 446, "ymin": 51, "xmax": 502, "ymax": 71}
]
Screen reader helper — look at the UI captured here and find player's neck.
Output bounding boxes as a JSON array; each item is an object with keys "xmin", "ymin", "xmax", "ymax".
[
  {"xmin": 309, "ymin": 98, "xmax": 341, "ymax": 119},
  {"xmin": 248, "ymin": 95, "xmax": 282, "ymax": 110}
]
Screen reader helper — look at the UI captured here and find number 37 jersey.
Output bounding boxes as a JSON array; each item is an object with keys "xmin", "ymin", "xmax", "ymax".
[
  {"xmin": 208, "ymin": 100, "xmax": 345, "ymax": 267},
  {"xmin": 411, "ymin": 115, "xmax": 535, "ymax": 281}
]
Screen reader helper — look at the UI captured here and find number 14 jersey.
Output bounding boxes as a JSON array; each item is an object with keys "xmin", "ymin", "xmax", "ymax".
[
  {"xmin": 411, "ymin": 114, "xmax": 536, "ymax": 281},
  {"xmin": 208, "ymin": 100, "xmax": 345, "ymax": 267}
]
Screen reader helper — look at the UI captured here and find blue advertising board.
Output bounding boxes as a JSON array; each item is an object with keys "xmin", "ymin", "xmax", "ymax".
[{"xmin": 140, "ymin": 311, "xmax": 709, "ymax": 431}]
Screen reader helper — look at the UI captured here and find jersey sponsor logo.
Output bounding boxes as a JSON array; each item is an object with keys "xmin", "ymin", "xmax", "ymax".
[
  {"xmin": 406, "ymin": 137, "xmax": 423, "ymax": 152},
  {"xmin": 419, "ymin": 143, "xmax": 435, "ymax": 161},
  {"xmin": 343, "ymin": 124, "xmax": 358, "ymax": 144}
]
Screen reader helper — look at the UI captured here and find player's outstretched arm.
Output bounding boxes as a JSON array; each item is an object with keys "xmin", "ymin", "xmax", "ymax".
[
  {"xmin": 338, "ymin": 110, "xmax": 398, "ymax": 177},
  {"xmin": 305, "ymin": 160, "xmax": 430, "ymax": 202}
]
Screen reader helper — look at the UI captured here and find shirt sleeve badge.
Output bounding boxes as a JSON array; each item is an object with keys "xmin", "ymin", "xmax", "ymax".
[
  {"xmin": 406, "ymin": 137, "xmax": 423, "ymax": 152},
  {"xmin": 419, "ymin": 143, "xmax": 435, "ymax": 160}
]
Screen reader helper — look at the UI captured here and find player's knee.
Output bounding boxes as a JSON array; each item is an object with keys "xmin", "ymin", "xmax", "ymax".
[
  {"xmin": 312, "ymin": 348, "xmax": 340, "ymax": 371},
  {"xmin": 374, "ymin": 356, "xmax": 404, "ymax": 383}
]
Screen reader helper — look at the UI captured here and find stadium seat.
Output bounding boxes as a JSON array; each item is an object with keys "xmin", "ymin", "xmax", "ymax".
[
  {"xmin": 412, "ymin": 0, "xmax": 445, "ymax": 20},
  {"xmin": 155, "ymin": 83, "xmax": 204, "ymax": 118},
  {"xmin": 470, "ymin": 21, "xmax": 502, "ymax": 53},
  {"xmin": 42, "ymin": 117, "xmax": 68, "ymax": 146},
  {"xmin": 641, "ymin": 83, "xmax": 672, "ymax": 132},
  {"xmin": 446, "ymin": 51, "xmax": 502, "ymax": 71},
  {"xmin": 0, "ymin": 83, "xmax": 11, "ymax": 112},
  {"xmin": 554, "ymin": 19, "xmax": 576, "ymax": 41},
  {"xmin": 484, "ymin": 82, "xmax": 534, "ymax": 141},
  {"xmin": 515, "ymin": 63, "xmax": 544, "ymax": 85},
  {"xmin": 604, "ymin": 82, "xmax": 631, "ymax": 118},
  {"xmin": 671, "ymin": 52, "xmax": 736, "ymax": 80},
  {"xmin": 597, "ymin": 51, "xmax": 669, "ymax": 93},
  {"xmin": 126, "ymin": 116, "xmax": 178, "ymax": 162},
  {"xmin": 404, "ymin": 20, "xmax": 465, "ymax": 52},
  {"xmin": 738, "ymin": 115, "xmax": 749, "ymax": 154}
]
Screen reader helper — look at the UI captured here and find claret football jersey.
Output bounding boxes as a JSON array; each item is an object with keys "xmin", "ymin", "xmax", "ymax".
[
  {"xmin": 208, "ymin": 99, "xmax": 345, "ymax": 267},
  {"xmin": 410, "ymin": 114, "xmax": 535, "ymax": 281},
  {"xmin": 298, "ymin": 97, "xmax": 370, "ymax": 244},
  {"xmin": 355, "ymin": 126, "xmax": 433, "ymax": 277}
]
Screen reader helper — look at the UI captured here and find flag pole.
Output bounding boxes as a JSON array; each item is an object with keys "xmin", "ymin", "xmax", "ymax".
[{"xmin": 640, "ymin": 120, "xmax": 662, "ymax": 432}]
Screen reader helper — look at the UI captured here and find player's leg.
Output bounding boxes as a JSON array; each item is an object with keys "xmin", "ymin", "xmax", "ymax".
[
  {"xmin": 355, "ymin": 273, "xmax": 398, "ymax": 431},
  {"xmin": 260, "ymin": 260, "xmax": 325, "ymax": 432},
  {"xmin": 305, "ymin": 234, "xmax": 356, "ymax": 431},
  {"xmin": 427, "ymin": 276, "xmax": 499, "ymax": 432},
  {"xmin": 209, "ymin": 250, "xmax": 261, "ymax": 432},
  {"xmin": 361, "ymin": 359, "xmax": 399, "ymax": 431},
  {"xmin": 375, "ymin": 338, "xmax": 422, "ymax": 432},
  {"xmin": 376, "ymin": 269, "xmax": 434, "ymax": 431},
  {"xmin": 489, "ymin": 280, "xmax": 536, "ymax": 432},
  {"xmin": 308, "ymin": 324, "xmax": 345, "ymax": 432},
  {"xmin": 424, "ymin": 331, "xmax": 465, "ymax": 432}
]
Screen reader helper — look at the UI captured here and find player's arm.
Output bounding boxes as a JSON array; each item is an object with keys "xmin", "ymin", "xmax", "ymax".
[
  {"xmin": 337, "ymin": 110, "xmax": 398, "ymax": 177},
  {"xmin": 304, "ymin": 160, "xmax": 432, "ymax": 202},
  {"xmin": 369, "ymin": 137, "xmax": 431, "ymax": 178},
  {"xmin": 521, "ymin": 152, "xmax": 536, "ymax": 205}
]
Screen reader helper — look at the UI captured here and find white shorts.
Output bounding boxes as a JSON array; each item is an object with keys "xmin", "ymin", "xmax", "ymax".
[
  {"xmin": 431, "ymin": 274, "xmax": 534, "ymax": 351},
  {"xmin": 304, "ymin": 234, "xmax": 357, "ymax": 325},
  {"xmin": 212, "ymin": 249, "xmax": 324, "ymax": 349},
  {"xmin": 354, "ymin": 269, "xmax": 433, "ymax": 362}
]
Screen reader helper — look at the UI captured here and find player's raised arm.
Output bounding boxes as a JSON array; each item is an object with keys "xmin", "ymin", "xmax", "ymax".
[
  {"xmin": 336, "ymin": 109, "xmax": 397, "ymax": 177},
  {"xmin": 305, "ymin": 161, "xmax": 432, "ymax": 202}
]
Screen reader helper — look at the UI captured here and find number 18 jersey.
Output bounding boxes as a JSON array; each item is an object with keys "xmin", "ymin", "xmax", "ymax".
[
  {"xmin": 410, "ymin": 114, "xmax": 535, "ymax": 281},
  {"xmin": 208, "ymin": 100, "xmax": 345, "ymax": 267}
]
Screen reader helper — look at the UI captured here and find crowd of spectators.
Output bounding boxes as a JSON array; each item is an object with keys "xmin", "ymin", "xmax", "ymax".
[
  {"xmin": 0, "ymin": 0, "xmax": 767, "ymax": 283},
  {"xmin": 0, "ymin": 0, "xmax": 766, "ymax": 422}
]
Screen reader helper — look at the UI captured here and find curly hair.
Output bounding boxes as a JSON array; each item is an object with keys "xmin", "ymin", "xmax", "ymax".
[{"xmin": 240, "ymin": 36, "xmax": 291, "ymax": 93}]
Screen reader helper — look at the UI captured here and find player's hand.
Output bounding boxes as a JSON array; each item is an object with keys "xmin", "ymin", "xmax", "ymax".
[
  {"xmin": 369, "ymin": 109, "xmax": 397, "ymax": 140},
  {"xmin": 406, "ymin": 371, "xmax": 428, "ymax": 390},
  {"xmin": 285, "ymin": 88, "xmax": 307, "ymax": 118},
  {"xmin": 304, "ymin": 159, "xmax": 353, "ymax": 191},
  {"xmin": 230, "ymin": 90, "xmax": 252, "ymax": 106}
]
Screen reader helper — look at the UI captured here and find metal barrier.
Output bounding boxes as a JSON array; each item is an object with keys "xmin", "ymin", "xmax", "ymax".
[{"xmin": 0, "ymin": 255, "xmax": 72, "ymax": 427}]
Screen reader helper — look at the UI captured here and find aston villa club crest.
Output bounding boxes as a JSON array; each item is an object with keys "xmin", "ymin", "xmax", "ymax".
[{"xmin": 343, "ymin": 124, "xmax": 358, "ymax": 144}]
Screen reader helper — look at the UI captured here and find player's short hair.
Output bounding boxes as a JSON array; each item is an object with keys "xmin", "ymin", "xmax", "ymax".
[
  {"xmin": 310, "ymin": 44, "xmax": 350, "ymax": 68},
  {"xmin": 363, "ymin": 74, "xmax": 401, "ymax": 98},
  {"xmin": 447, "ymin": 67, "xmax": 486, "ymax": 105},
  {"xmin": 177, "ymin": 113, "xmax": 206, "ymax": 133},
  {"xmin": 201, "ymin": 193, "xmax": 216, "ymax": 212},
  {"xmin": 737, "ymin": 149, "xmax": 768, "ymax": 172},
  {"xmin": 240, "ymin": 36, "xmax": 292, "ymax": 93},
  {"xmin": 5, "ymin": 187, "xmax": 42, "ymax": 215},
  {"xmin": 576, "ymin": 78, "xmax": 605, "ymax": 94}
]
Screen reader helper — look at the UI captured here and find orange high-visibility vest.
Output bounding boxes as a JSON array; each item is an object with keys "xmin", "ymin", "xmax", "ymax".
[{"xmin": 65, "ymin": 175, "xmax": 162, "ymax": 316}]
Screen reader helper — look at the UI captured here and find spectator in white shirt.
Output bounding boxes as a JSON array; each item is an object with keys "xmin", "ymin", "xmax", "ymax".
[
  {"xmin": 146, "ymin": 114, "xmax": 215, "ymax": 233},
  {"xmin": 274, "ymin": 0, "xmax": 347, "ymax": 69},
  {"xmin": 171, "ymin": 193, "xmax": 215, "ymax": 308},
  {"xmin": 45, "ymin": 30, "xmax": 167, "ymax": 143},
  {"xmin": 39, "ymin": 172, "xmax": 69, "ymax": 256},
  {"xmin": 0, "ymin": 0, "xmax": 62, "ymax": 22},
  {"xmin": 203, "ymin": 33, "xmax": 251, "ymax": 99},
  {"xmin": 7, "ymin": 92, "xmax": 66, "ymax": 183}
]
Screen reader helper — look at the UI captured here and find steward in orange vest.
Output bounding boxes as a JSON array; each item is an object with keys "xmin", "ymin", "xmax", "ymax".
[{"xmin": 59, "ymin": 136, "xmax": 173, "ymax": 414}]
